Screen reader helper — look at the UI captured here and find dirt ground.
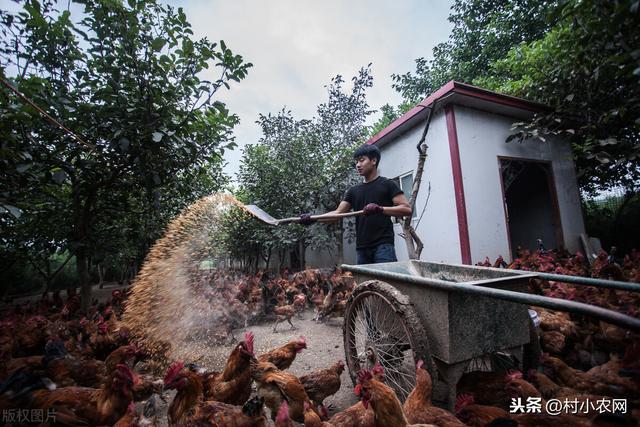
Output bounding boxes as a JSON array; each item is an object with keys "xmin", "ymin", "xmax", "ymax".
[{"xmin": 152, "ymin": 308, "xmax": 358, "ymax": 426}]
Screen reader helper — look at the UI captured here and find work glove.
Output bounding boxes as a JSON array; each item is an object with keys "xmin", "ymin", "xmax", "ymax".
[
  {"xmin": 363, "ymin": 203, "xmax": 384, "ymax": 216},
  {"xmin": 299, "ymin": 213, "xmax": 316, "ymax": 225}
]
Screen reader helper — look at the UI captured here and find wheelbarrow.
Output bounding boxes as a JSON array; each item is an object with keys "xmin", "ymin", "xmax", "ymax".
[{"xmin": 340, "ymin": 260, "xmax": 640, "ymax": 410}]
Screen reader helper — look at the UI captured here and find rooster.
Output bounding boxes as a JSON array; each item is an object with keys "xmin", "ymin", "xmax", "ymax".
[
  {"xmin": 354, "ymin": 366, "xmax": 435, "ymax": 427},
  {"xmin": 403, "ymin": 360, "xmax": 464, "ymax": 426},
  {"xmin": 251, "ymin": 359, "xmax": 311, "ymax": 422},
  {"xmin": 201, "ymin": 332, "xmax": 255, "ymax": 405},
  {"xmin": 28, "ymin": 363, "xmax": 138, "ymax": 426},
  {"xmin": 258, "ymin": 336, "xmax": 307, "ymax": 370},
  {"xmin": 164, "ymin": 361, "xmax": 203, "ymax": 425},
  {"xmin": 299, "ymin": 360, "xmax": 345, "ymax": 411}
]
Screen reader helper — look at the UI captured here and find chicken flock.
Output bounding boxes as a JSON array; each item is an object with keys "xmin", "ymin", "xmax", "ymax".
[{"xmin": 0, "ymin": 248, "xmax": 639, "ymax": 426}]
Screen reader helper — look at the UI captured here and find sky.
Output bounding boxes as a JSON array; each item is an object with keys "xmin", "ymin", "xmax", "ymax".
[{"xmin": 168, "ymin": 1, "xmax": 454, "ymax": 181}]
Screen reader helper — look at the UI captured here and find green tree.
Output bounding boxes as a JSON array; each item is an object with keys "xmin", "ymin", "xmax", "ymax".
[
  {"xmin": 474, "ymin": 0, "xmax": 640, "ymax": 193},
  {"xmin": 391, "ymin": 0, "xmax": 558, "ymax": 103},
  {"xmin": 0, "ymin": 0, "xmax": 250, "ymax": 308},
  {"xmin": 233, "ymin": 67, "xmax": 374, "ymax": 269}
]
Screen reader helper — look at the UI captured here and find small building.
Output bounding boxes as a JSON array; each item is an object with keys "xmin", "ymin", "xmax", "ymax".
[{"xmin": 351, "ymin": 81, "xmax": 586, "ymax": 265}]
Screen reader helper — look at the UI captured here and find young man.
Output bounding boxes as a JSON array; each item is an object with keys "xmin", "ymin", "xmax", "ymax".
[{"xmin": 301, "ymin": 144, "xmax": 412, "ymax": 264}]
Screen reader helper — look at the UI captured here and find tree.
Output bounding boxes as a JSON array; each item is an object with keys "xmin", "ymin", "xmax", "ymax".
[
  {"xmin": 474, "ymin": 0, "xmax": 640, "ymax": 193},
  {"xmin": 233, "ymin": 66, "xmax": 374, "ymax": 268},
  {"xmin": 391, "ymin": 0, "xmax": 558, "ymax": 103},
  {"xmin": 0, "ymin": 0, "xmax": 250, "ymax": 308}
]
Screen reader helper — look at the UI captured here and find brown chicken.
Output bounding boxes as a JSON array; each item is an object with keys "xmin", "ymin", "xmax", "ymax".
[
  {"xmin": 43, "ymin": 339, "xmax": 107, "ymax": 387},
  {"xmin": 328, "ymin": 401, "xmax": 374, "ymax": 427},
  {"xmin": 456, "ymin": 370, "xmax": 511, "ymax": 407},
  {"xmin": 299, "ymin": 360, "xmax": 344, "ymax": 409},
  {"xmin": 258, "ymin": 336, "xmax": 307, "ymax": 370},
  {"xmin": 164, "ymin": 361, "xmax": 203, "ymax": 425},
  {"xmin": 542, "ymin": 354, "xmax": 635, "ymax": 397},
  {"xmin": 202, "ymin": 332, "xmax": 255, "ymax": 405},
  {"xmin": 182, "ymin": 395, "xmax": 268, "ymax": 427},
  {"xmin": 251, "ymin": 359, "xmax": 311, "ymax": 422},
  {"xmin": 355, "ymin": 368, "xmax": 435, "ymax": 427},
  {"xmin": 273, "ymin": 304, "xmax": 297, "ymax": 332},
  {"xmin": 403, "ymin": 360, "xmax": 464, "ymax": 426},
  {"xmin": 28, "ymin": 363, "xmax": 138, "ymax": 426},
  {"xmin": 303, "ymin": 401, "xmax": 334, "ymax": 427},
  {"xmin": 454, "ymin": 394, "xmax": 510, "ymax": 427}
]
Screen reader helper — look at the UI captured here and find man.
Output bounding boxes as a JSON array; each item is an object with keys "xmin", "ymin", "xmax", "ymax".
[{"xmin": 300, "ymin": 144, "xmax": 412, "ymax": 264}]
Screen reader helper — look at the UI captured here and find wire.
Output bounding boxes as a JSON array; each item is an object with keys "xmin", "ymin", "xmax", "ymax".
[{"xmin": 0, "ymin": 75, "xmax": 96, "ymax": 151}]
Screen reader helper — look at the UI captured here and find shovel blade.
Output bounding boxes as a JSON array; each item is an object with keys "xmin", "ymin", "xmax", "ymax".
[{"xmin": 243, "ymin": 204, "xmax": 279, "ymax": 225}]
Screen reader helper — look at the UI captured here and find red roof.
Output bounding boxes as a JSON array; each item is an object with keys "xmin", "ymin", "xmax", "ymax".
[{"xmin": 367, "ymin": 81, "xmax": 548, "ymax": 146}]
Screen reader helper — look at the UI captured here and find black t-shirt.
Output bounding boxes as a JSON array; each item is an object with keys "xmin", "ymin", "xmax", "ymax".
[{"xmin": 344, "ymin": 176, "xmax": 403, "ymax": 249}]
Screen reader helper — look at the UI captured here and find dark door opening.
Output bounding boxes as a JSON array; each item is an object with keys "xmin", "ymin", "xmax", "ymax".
[{"xmin": 500, "ymin": 159, "xmax": 562, "ymax": 258}]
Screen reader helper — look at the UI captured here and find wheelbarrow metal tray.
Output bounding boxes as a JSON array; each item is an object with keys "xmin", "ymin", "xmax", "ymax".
[{"xmin": 346, "ymin": 260, "xmax": 537, "ymax": 365}]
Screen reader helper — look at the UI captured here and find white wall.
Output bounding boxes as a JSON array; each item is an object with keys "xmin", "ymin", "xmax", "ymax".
[
  {"xmin": 378, "ymin": 110, "xmax": 462, "ymax": 263},
  {"xmin": 453, "ymin": 105, "xmax": 585, "ymax": 261}
]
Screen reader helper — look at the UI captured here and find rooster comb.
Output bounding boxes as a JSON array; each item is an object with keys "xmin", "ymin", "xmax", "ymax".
[
  {"xmin": 356, "ymin": 369, "xmax": 373, "ymax": 383},
  {"xmin": 455, "ymin": 393, "xmax": 474, "ymax": 413},
  {"xmin": 505, "ymin": 370, "xmax": 523, "ymax": 381},
  {"xmin": 416, "ymin": 359, "xmax": 424, "ymax": 370},
  {"xmin": 275, "ymin": 401, "xmax": 289, "ymax": 422},
  {"xmin": 164, "ymin": 361, "xmax": 184, "ymax": 384},
  {"xmin": 372, "ymin": 363, "xmax": 384, "ymax": 378},
  {"xmin": 244, "ymin": 332, "xmax": 254, "ymax": 354},
  {"xmin": 298, "ymin": 336, "xmax": 307, "ymax": 345}
]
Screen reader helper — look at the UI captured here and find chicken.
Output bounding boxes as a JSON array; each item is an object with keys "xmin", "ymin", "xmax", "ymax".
[
  {"xmin": 454, "ymin": 393, "xmax": 510, "ymax": 427},
  {"xmin": 456, "ymin": 370, "xmax": 511, "ymax": 407},
  {"xmin": 303, "ymin": 401, "xmax": 334, "ymax": 427},
  {"xmin": 258, "ymin": 336, "xmax": 307, "ymax": 370},
  {"xmin": 355, "ymin": 367, "xmax": 435, "ymax": 427},
  {"xmin": 251, "ymin": 359, "xmax": 311, "ymax": 423},
  {"xmin": 299, "ymin": 360, "xmax": 344, "ymax": 409},
  {"xmin": 164, "ymin": 361, "xmax": 203, "ymax": 425},
  {"xmin": 202, "ymin": 332, "xmax": 255, "ymax": 404},
  {"xmin": 28, "ymin": 363, "xmax": 138, "ymax": 426},
  {"xmin": 526, "ymin": 369, "xmax": 562, "ymax": 399},
  {"xmin": 43, "ymin": 339, "xmax": 107, "ymax": 387},
  {"xmin": 273, "ymin": 304, "xmax": 297, "ymax": 332},
  {"xmin": 105, "ymin": 344, "xmax": 140, "ymax": 372},
  {"xmin": 132, "ymin": 373, "xmax": 163, "ymax": 402},
  {"xmin": 182, "ymin": 395, "xmax": 268, "ymax": 427},
  {"xmin": 88, "ymin": 318, "xmax": 118, "ymax": 360},
  {"xmin": 542, "ymin": 354, "xmax": 636, "ymax": 397},
  {"xmin": 327, "ymin": 401, "xmax": 374, "ymax": 427},
  {"xmin": 541, "ymin": 330, "xmax": 567, "ymax": 354},
  {"xmin": 315, "ymin": 287, "xmax": 338, "ymax": 323},
  {"xmin": 403, "ymin": 360, "xmax": 464, "ymax": 426}
]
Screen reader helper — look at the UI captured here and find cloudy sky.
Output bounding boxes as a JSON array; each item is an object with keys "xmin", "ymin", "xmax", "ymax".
[{"xmin": 168, "ymin": 0, "xmax": 454, "ymax": 180}]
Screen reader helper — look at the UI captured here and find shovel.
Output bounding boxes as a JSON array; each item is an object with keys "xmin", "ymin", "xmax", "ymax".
[{"xmin": 243, "ymin": 204, "xmax": 364, "ymax": 226}]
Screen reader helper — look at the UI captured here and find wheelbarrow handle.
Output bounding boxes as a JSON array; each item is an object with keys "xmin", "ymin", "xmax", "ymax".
[{"xmin": 277, "ymin": 210, "xmax": 365, "ymax": 225}]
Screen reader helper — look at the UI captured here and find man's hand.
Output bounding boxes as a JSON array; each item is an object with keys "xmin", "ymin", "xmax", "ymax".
[
  {"xmin": 363, "ymin": 203, "xmax": 384, "ymax": 216},
  {"xmin": 299, "ymin": 213, "xmax": 316, "ymax": 225}
]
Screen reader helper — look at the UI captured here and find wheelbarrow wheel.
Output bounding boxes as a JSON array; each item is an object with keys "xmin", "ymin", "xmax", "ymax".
[{"xmin": 343, "ymin": 280, "xmax": 433, "ymax": 402}]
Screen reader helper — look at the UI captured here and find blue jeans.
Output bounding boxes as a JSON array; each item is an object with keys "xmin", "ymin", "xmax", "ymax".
[{"xmin": 356, "ymin": 243, "xmax": 397, "ymax": 265}]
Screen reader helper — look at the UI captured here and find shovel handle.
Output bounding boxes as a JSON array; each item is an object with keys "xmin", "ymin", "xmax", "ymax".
[{"xmin": 277, "ymin": 210, "xmax": 365, "ymax": 225}]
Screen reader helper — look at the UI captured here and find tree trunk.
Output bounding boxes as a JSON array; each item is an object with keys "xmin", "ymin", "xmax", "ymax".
[
  {"xmin": 77, "ymin": 247, "xmax": 91, "ymax": 313},
  {"xmin": 402, "ymin": 103, "xmax": 438, "ymax": 259}
]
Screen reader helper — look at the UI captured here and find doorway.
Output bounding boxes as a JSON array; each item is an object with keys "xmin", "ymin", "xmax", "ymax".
[{"xmin": 500, "ymin": 158, "xmax": 563, "ymax": 258}]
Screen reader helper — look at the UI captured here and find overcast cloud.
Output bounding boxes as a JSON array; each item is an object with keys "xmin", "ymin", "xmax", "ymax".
[{"xmin": 168, "ymin": 0, "xmax": 454, "ymax": 181}]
